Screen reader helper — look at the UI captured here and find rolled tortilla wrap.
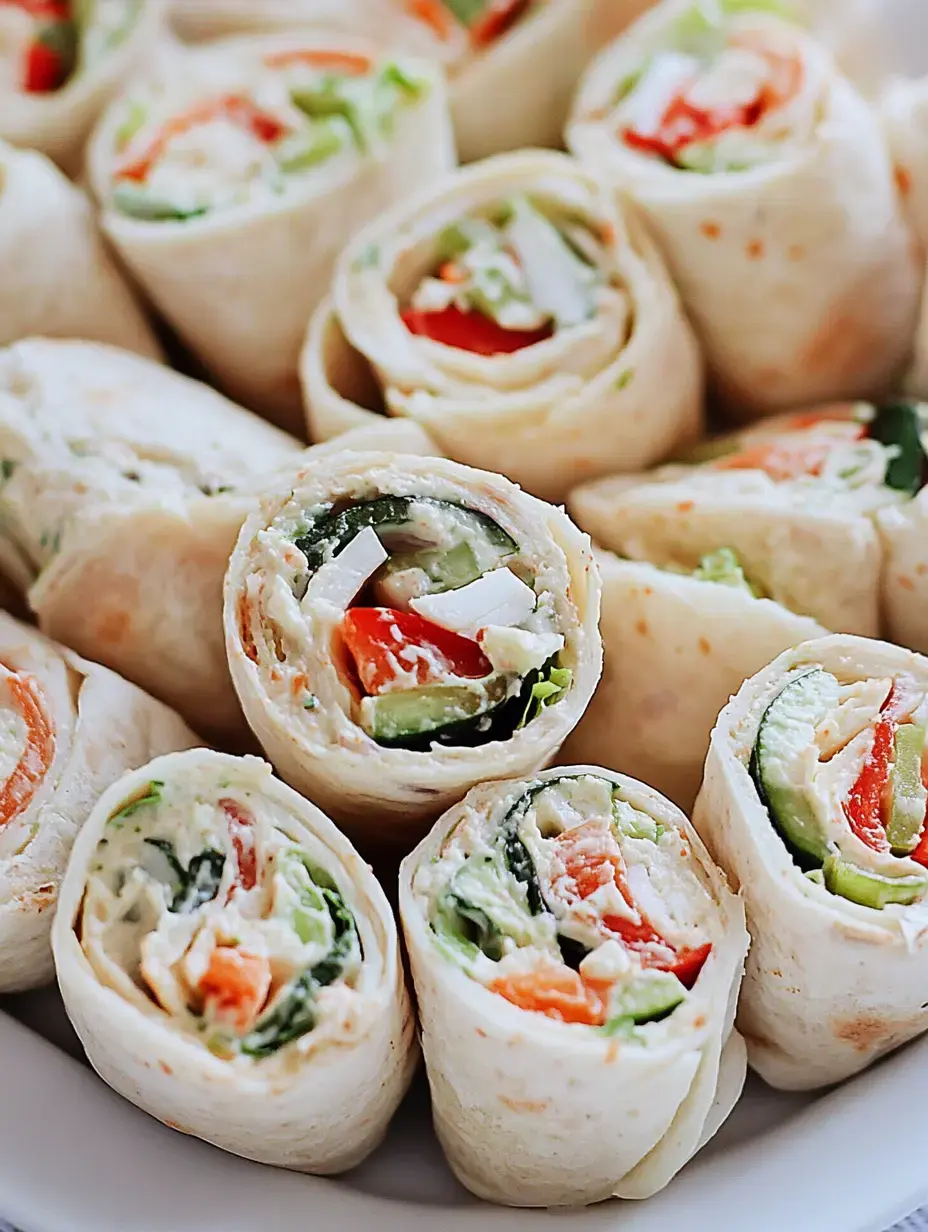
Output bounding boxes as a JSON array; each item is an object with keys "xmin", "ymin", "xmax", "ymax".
[
  {"xmin": 53, "ymin": 748, "xmax": 416, "ymax": 1170},
  {"xmin": 0, "ymin": 139, "xmax": 159, "ymax": 358},
  {"xmin": 224, "ymin": 452, "xmax": 602, "ymax": 850},
  {"xmin": 880, "ymin": 77, "xmax": 928, "ymax": 400},
  {"xmin": 560, "ymin": 551, "xmax": 826, "ymax": 811},
  {"xmin": 0, "ymin": 338, "xmax": 438, "ymax": 738},
  {"xmin": 695, "ymin": 634, "xmax": 928, "ymax": 1089},
  {"xmin": 0, "ymin": 0, "xmax": 163, "ymax": 174},
  {"xmin": 568, "ymin": 404, "xmax": 916, "ymax": 636},
  {"xmin": 0, "ymin": 337, "xmax": 299, "ymax": 737},
  {"xmin": 167, "ymin": 0, "xmax": 598, "ymax": 163},
  {"xmin": 86, "ymin": 31, "xmax": 455, "ymax": 432},
  {"xmin": 399, "ymin": 765, "xmax": 749, "ymax": 1205},
  {"xmin": 566, "ymin": 0, "xmax": 919, "ymax": 421},
  {"xmin": 0, "ymin": 610, "xmax": 197, "ymax": 994},
  {"xmin": 301, "ymin": 150, "xmax": 703, "ymax": 504}
]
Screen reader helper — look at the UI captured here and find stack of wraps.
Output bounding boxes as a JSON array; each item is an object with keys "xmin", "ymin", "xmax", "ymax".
[
  {"xmin": 0, "ymin": 336, "xmax": 439, "ymax": 738},
  {"xmin": 567, "ymin": 0, "xmax": 919, "ymax": 420},
  {"xmin": 224, "ymin": 451, "xmax": 602, "ymax": 849},
  {"xmin": 54, "ymin": 749, "xmax": 416, "ymax": 1170},
  {"xmin": 167, "ymin": 0, "xmax": 600, "ymax": 161},
  {"xmin": 0, "ymin": 0, "xmax": 164, "ymax": 172},
  {"xmin": 0, "ymin": 611, "xmax": 196, "ymax": 994},
  {"xmin": 86, "ymin": 29, "xmax": 455, "ymax": 430},
  {"xmin": 0, "ymin": 138, "xmax": 159, "ymax": 356},
  {"xmin": 697, "ymin": 635, "xmax": 928, "ymax": 1088},
  {"xmin": 400, "ymin": 766, "xmax": 749, "ymax": 1204},
  {"xmin": 301, "ymin": 150, "xmax": 703, "ymax": 503}
]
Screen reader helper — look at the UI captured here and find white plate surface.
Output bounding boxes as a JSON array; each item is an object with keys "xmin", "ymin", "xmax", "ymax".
[{"xmin": 4, "ymin": 1, "xmax": 928, "ymax": 1229}]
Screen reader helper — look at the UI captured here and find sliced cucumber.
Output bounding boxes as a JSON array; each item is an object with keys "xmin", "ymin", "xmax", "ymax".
[
  {"xmin": 749, "ymin": 668, "xmax": 839, "ymax": 864},
  {"xmin": 361, "ymin": 673, "xmax": 513, "ymax": 746},
  {"xmin": 885, "ymin": 722, "xmax": 928, "ymax": 855},
  {"xmin": 112, "ymin": 183, "xmax": 207, "ymax": 222},
  {"xmin": 601, "ymin": 971, "xmax": 687, "ymax": 1034},
  {"xmin": 294, "ymin": 495, "xmax": 517, "ymax": 574},
  {"xmin": 869, "ymin": 402, "xmax": 928, "ymax": 496},
  {"xmin": 823, "ymin": 854, "xmax": 928, "ymax": 910}
]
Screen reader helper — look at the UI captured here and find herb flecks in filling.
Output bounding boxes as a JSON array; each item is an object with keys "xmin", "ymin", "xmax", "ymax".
[
  {"xmin": 81, "ymin": 775, "xmax": 362, "ymax": 1057},
  {"xmin": 3, "ymin": 0, "xmax": 139, "ymax": 96},
  {"xmin": 109, "ymin": 51, "xmax": 428, "ymax": 221},
  {"xmin": 750, "ymin": 664, "xmax": 928, "ymax": 909},
  {"xmin": 418, "ymin": 774, "xmax": 712, "ymax": 1033},
  {"xmin": 401, "ymin": 195, "xmax": 613, "ymax": 356},
  {"xmin": 611, "ymin": 1, "xmax": 805, "ymax": 174},
  {"xmin": 281, "ymin": 494, "xmax": 571, "ymax": 750}
]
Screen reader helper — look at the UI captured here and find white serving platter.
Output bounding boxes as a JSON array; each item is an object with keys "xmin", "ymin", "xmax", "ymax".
[{"xmin": 4, "ymin": 1, "xmax": 928, "ymax": 1229}]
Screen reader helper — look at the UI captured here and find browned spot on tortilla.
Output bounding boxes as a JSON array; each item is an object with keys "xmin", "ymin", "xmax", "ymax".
[
  {"xmin": 635, "ymin": 618, "xmax": 649, "ymax": 637},
  {"xmin": 788, "ymin": 244, "xmax": 805, "ymax": 261},
  {"xmin": 895, "ymin": 165, "xmax": 913, "ymax": 197},
  {"xmin": 698, "ymin": 637, "xmax": 711, "ymax": 656},
  {"xmin": 700, "ymin": 221, "xmax": 721, "ymax": 240},
  {"xmin": 916, "ymin": 563, "xmax": 928, "ymax": 577},
  {"xmin": 475, "ymin": 1027, "xmax": 487, "ymax": 1038},
  {"xmin": 19, "ymin": 883, "xmax": 55, "ymax": 912},
  {"xmin": 499, "ymin": 1096, "xmax": 550, "ymax": 1114},
  {"xmin": 94, "ymin": 608, "xmax": 130, "ymax": 647},
  {"xmin": 771, "ymin": 968, "xmax": 783, "ymax": 978},
  {"xmin": 677, "ymin": 500, "xmax": 694, "ymax": 513},
  {"xmin": 746, "ymin": 239, "xmax": 765, "ymax": 260},
  {"xmin": 693, "ymin": 1015, "xmax": 707, "ymax": 1029},
  {"xmin": 159, "ymin": 1060, "xmax": 173, "ymax": 1076},
  {"xmin": 164, "ymin": 1120, "xmax": 192, "ymax": 1135},
  {"xmin": 643, "ymin": 586, "xmax": 653, "ymax": 596},
  {"xmin": 833, "ymin": 1014, "xmax": 896, "ymax": 1053},
  {"xmin": 898, "ymin": 575, "xmax": 916, "ymax": 591}
]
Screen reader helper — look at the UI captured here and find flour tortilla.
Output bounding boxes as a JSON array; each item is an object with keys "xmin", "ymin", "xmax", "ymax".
[
  {"xmin": 695, "ymin": 634, "xmax": 928, "ymax": 1089},
  {"xmin": 302, "ymin": 149, "xmax": 703, "ymax": 503},
  {"xmin": 86, "ymin": 30, "xmax": 455, "ymax": 433},
  {"xmin": 567, "ymin": 1, "xmax": 919, "ymax": 421},
  {"xmin": 0, "ymin": 338, "xmax": 435, "ymax": 737},
  {"xmin": 167, "ymin": 0, "xmax": 598, "ymax": 162},
  {"xmin": 0, "ymin": 0, "xmax": 165, "ymax": 175},
  {"xmin": 0, "ymin": 611, "xmax": 197, "ymax": 993},
  {"xmin": 223, "ymin": 451, "xmax": 602, "ymax": 851},
  {"xmin": 560, "ymin": 553, "xmax": 826, "ymax": 812},
  {"xmin": 399, "ymin": 765, "xmax": 749, "ymax": 1205},
  {"xmin": 569, "ymin": 463, "xmax": 882, "ymax": 636},
  {"xmin": 53, "ymin": 748, "xmax": 416, "ymax": 1171},
  {"xmin": 0, "ymin": 141, "xmax": 159, "ymax": 357}
]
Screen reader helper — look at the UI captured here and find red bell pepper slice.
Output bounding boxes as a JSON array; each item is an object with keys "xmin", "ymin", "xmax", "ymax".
[
  {"xmin": 342, "ymin": 607, "xmax": 491, "ymax": 696},
  {"xmin": 219, "ymin": 797, "xmax": 257, "ymax": 893},
  {"xmin": 115, "ymin": 94, "xmax": 289, "ymax": 183},
  {"xmin": 840, "ymin": 685, "xmax": 914, "ymax": 853},
  {"xmin": 402, "ymin": 304, "xmax": 552, "ymax": 356},
  {"xmin": 469, "ymin": 0, "xmax": 530, "ymax": 47},
  {"xmin": 551, "ymin": 821, "xmax": 712, "ymax": 991},
  {"xmin": 622, "ymin": 42, "xmax": 802, "ymax": 165},
  {"xmin": 22, "ymin": 37, "xmax": 64, "ymax": 91}
]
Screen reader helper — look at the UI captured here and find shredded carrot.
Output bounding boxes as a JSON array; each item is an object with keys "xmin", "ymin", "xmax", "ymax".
[
  {"xmin": 263, "ymin": 48, "xmax": 372, "ymax": 75},
  {"xmin": 405, "ymin": 0, "xmax": 455, "ymax": 40},
  {"xmin": 490, "ymin": 966, "xmax": 607, "ymax": 1026},
  {"xmin": 238, "ymin": 595, "xmax": 258, "ymax": 664},
  {"xmin": 0, "ymin": 669, "xmax": 55, "ymax": 828},
  {"xmin": 199, "ymin": 948, "xmax": 271, "ymax": 1032},
  {"xmin": 438, "ymin": 261, "xmax": 467, "ymax": 283}
]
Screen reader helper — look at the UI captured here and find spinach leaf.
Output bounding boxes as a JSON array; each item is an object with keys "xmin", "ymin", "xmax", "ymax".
[
  {"xmin": 240, "ymin": 885, "xmax": 358, "ymax": 1058},
  {"xmin": 143, "ymin": 839, "xmax": 225, "ymax": 914},
  {"xmin": 109, "ymin": 781, "xmax": 164, "ymax": 826}
]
